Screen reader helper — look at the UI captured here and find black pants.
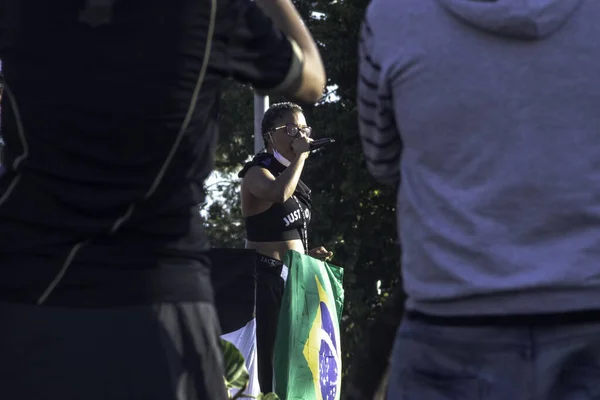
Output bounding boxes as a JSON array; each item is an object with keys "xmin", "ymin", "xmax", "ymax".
[
  {"xmin": 255, "ymin": 255, "xmax": 285, "ymax": 393},
  {"xmin": 0, "ymin": 301, "xmax": 228, "ymax": 400}
]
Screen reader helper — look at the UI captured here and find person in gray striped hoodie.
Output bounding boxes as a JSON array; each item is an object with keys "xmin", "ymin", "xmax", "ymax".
[{"xmin": 358, "ymin": 0, "xmax": 600, "ymax": 398}]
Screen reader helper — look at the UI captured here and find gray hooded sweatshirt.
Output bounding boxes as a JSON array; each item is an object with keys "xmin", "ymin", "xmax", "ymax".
[{"xmin": 358, "ymin": 0, "xmax": 600, "ymax": 316}]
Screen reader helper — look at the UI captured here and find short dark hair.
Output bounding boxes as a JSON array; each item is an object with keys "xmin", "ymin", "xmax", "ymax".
[{"xmin": 261, "ymin": 102, "xmax": 303, "ymax": 137}]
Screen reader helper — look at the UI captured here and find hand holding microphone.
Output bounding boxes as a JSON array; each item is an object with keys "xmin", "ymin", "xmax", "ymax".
[
  {"xmin": 293, "ymin": 136, "xmax": 335, "ymax": 156},
  {"xmin": 309, "ymin": 138, "xmax": 335, "ymax": 151},
  {"xmin": 292, "ymin": 136, "xmax": 312, "ymax": 155}
]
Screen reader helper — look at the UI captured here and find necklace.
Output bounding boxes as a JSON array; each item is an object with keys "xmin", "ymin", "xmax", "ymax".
[{"xmin": 292, "ymin": 195, "xmax": 308, "ymax": 254}]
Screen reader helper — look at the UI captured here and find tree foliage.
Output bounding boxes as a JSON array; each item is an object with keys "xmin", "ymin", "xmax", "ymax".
[{"xmin": 204, "ymin": 0, "xmax": 401, "ymax": 389}]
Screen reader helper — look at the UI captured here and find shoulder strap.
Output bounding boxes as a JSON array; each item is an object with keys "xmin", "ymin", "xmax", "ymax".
[
  {"xmin": 239, "ymin": 152, "xmax": 312, "ymax": 207},
  {"xmin": 238, "ymin": 153, "xmax": 273, "ymax": 178},
  {"xmin": 238, "ymin": 153, "xmax": 285, "ymax": 178}
]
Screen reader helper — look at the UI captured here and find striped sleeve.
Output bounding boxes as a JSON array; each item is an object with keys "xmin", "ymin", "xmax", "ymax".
[{"xmin": 357, "ymin": 17, "xmax": 401, "ymax": 186}]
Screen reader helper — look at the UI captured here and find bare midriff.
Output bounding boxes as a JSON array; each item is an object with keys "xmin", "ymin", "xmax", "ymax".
[{"xmin": 245, "ymin": 239, "xmax": 305, "ymax": 261}]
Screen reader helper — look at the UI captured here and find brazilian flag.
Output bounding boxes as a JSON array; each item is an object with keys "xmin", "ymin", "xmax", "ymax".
[{"xmin": 273, "ymin": 250, "xmax": 345, "ymax": 400}]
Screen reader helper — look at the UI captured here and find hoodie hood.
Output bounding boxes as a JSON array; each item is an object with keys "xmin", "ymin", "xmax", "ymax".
[{"xmin": 436, "ymin": 0, "xmax": 583, "ymax": 40}]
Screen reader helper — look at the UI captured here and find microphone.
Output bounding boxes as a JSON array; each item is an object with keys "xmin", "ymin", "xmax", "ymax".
[{"xmin": 310, "ymin": 138, "xmax": 335, "ymax": 151}]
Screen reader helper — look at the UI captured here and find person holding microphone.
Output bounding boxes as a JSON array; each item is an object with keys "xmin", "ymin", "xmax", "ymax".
[{"xmin": 239, "ymin": 102, "xmax": 333, "ymax": 392}]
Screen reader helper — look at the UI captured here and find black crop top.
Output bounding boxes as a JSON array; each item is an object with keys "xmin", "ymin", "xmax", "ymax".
[{"xmin": 239, "ymin": 153, "xmax": 312, "ymax": 245}]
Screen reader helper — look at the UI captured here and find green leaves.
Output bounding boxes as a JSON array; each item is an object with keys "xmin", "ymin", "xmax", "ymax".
[
  {"xmin": 221, "ymin": 339, "xmax": 281, "ymax": 399},
  {"xmin": 221, "ymin": 339, "xmax": 250, "ymax": 392}
]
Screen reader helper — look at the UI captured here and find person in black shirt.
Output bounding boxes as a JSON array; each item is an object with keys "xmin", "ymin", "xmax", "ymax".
[
  {"xmin": 0, "ymin": 0, "xmax": 325, "ymax": 398},
  {"xmin": 239, "ymin": 102, "xmax": 333, "ymax": 392}
]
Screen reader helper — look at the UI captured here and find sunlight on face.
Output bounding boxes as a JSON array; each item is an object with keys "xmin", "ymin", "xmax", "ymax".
[
  {"xmin": 294, "ymin": 112, "xmax": 307, "ymax": 131},
  {"xmin": 273, "ymin": 111, "xmax": 308, "ymax": 160}
]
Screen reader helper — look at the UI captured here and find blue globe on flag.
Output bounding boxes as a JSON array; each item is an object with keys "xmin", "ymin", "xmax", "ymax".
[
  {"xmin": 318, "ymin": 301, "xmax": 339, "ymax": 400},
  {"xmin": 303, "ymin": 275, "xmax": 342, "ymax": 400}
]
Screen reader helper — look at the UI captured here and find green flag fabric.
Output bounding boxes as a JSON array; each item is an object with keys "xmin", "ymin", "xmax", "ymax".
[{"xmin": 273, "ymin": 250, "xmax": 345, "ymax": 400}]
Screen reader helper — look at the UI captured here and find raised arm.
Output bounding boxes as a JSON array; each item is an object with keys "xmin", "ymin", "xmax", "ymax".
[
  {"xmin": 242, "ymin": 137, "xmax": 310, "ymax": 203},
  {"xmin": 254, "ymin": 0, "xmax": 325, "ymax": 103},
  {"xmin": 226, "ymin": 0, "xmax": 326, "ymax": 104}
]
